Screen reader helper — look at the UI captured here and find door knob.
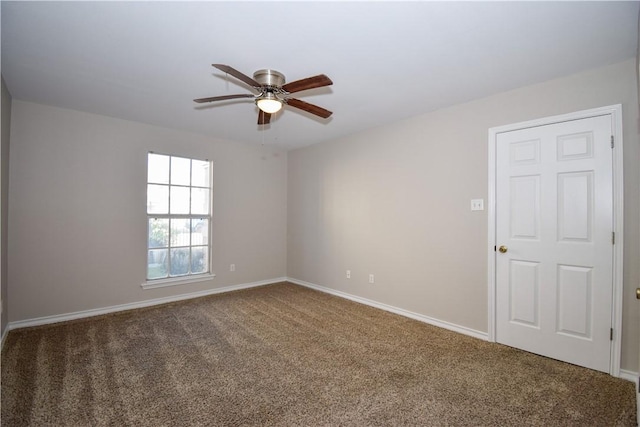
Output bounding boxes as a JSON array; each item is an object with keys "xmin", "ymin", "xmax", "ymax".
[
  {"xmin": 498, "ymin": 245, "xmax": 508, "ymax": 253},
  {"xmin": 636, "ymin": 288, "xmax": 640, "ymax": 300}
]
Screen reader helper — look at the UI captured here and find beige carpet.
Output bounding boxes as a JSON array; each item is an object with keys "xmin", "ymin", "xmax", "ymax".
[{"xmin": 1, "ymin": 282, "xmax": 636, "ymax": 426}]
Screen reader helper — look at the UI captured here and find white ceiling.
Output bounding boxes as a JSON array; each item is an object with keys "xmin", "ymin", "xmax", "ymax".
[{"xmin": 2, "ymin": 1, "xmax": 638, "ymax": 150}]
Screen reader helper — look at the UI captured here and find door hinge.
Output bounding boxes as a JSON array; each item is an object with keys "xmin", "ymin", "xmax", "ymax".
[
  {"xmin": 611, "ymin": 135, "xmax": 614, "ymax": 148},
  {"xmin": 612, "ymin": 232, "xmax": 615, "ymax": 244},
  {"xmin": 610, "ymin": 328, "xmax": 614, "ymax": 341}
]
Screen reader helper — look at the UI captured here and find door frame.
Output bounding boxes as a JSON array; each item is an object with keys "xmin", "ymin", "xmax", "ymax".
[{"xmin": 487, "ymin": 104, "xmax": 624, "ymax": 376}]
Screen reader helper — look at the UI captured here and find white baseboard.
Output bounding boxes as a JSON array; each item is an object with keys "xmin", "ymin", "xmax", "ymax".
[
  {"xmin": 288, "ymin": 279, "xmax": 640, "ymax": 381},
  {"xmin": 5, "ymin": 277, "xmax": 637, "ymax": 384},
  {"xmin": 6, "ymin": 277, "xmax": 287, "ymax": 332},
  {"xmin": 619, "ymin": 369, "xmax": 639, "ymax": 385},
  {"xmin": 288, "ymin": 277, "xmax": 489, "ymax": 341}
]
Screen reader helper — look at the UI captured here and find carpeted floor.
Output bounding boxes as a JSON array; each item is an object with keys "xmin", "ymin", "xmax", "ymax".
[{"xmin": 1, "ymin": 282, "xmax": 636, "ymax": 426}]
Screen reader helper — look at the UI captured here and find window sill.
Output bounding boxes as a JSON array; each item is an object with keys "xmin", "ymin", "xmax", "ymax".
[{"xmin": 141, "ymin": 273, "xmax": 216, "ymax": 290}]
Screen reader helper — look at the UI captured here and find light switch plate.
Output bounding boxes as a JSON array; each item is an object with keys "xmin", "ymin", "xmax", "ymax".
[{"xmin": 471, "ymin": 199, "xmax": 484, "ymax": 211}]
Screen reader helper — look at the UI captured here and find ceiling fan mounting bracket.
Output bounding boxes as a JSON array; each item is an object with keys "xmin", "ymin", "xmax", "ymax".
[{"xmin": 253, "ymin": 69, "xmax": 286, "ymax": 88}]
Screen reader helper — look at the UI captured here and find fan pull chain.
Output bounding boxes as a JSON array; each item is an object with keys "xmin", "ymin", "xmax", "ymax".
[{"xmin": 274, "ymin": 110, "xmax": 279, "ymax": 145}]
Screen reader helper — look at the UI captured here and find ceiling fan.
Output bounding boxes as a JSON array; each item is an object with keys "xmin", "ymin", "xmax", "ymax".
[{"xmin": 194, "ymin": 64, "xmax": 333, "ymax": 125}]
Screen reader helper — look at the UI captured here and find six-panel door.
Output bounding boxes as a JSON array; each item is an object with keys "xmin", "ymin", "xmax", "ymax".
[{"xmin": 495, "ymin": 115, "xmax": 613, "ymax": 373}]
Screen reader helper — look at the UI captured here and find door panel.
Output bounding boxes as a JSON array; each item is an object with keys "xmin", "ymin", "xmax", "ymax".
[
  {"xmin": 556, "ymin": 264, "xmax": 592, "ymax": 338},
  {"xmin": 557, "ymin": 172, "xmax": 593, "ymax": 241},
  {"xmin": 510, "ymin": 176, "xmax": 540, "ymax": 239},
  {"xmin": 496, "ymin": 115, "xmax": 613, "ymax": 373},
  {"xmin": 509, "ymin": 260, "xmax": 539, "ymax": 327}
]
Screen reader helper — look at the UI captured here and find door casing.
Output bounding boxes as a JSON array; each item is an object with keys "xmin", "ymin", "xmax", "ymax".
[{"xmin": 487, "ymin": 104, "xmax": 624, "ymax": 376}]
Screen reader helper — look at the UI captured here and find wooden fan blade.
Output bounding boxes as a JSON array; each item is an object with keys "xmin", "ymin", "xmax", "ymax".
[
  {"xmin": 286, "ymin": 98, "xmax": 332, "ymax": 118},
  {"xmin": 258, "ymin": 110, "xmax": 272, "ymax": 125},
  {"xmin": 282, "ymin": 74, "xmax": 333, "ymax": 94},
  {"xmin": 194, "ymin": 94, "xmax": 254, "ymax": 103},
  {"xmin": 212, "ymin": 64, "xmax": 261, "ymax": 88}
]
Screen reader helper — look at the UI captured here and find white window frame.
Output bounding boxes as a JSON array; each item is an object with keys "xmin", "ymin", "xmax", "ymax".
[{"xmin": 142, "ymin": 152, "xmax": 215, "ymax": 290}]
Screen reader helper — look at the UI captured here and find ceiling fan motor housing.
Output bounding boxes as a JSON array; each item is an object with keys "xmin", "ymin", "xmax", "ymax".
[{"xmin": 253, "ymin": 69, "xmax": 286, "ymax": 88}]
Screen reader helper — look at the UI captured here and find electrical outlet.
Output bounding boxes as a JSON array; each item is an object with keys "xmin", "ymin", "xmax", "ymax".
[
  {"xmin": 346, "ymin": 270, "xmax": 351, "ymax": 279},
  {"xmin": 230, "ymin": 264, "xmax": 235, "ymax": 272},
  {"xmin": 369, "ymin": 274, "xmax": 375, "ymax": 284}
]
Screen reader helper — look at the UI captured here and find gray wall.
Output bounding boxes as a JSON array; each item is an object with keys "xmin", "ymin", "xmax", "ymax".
[
  {"xmin": 287, "ymin": 59, "xmax": 640, "ymax": 371},
  {"xmin": 7, "ymin": 101, "xmax": 288, "ymax": 321},
  {"xmin": 1, "ymin": 78, "xmax": 12, "ymax": 336},
  {"xmin": 5, "ymin": 59, "xmax": 639, "ymax": 373}
]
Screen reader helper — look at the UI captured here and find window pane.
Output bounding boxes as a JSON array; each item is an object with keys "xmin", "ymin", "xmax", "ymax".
[
  {"xmin": 148, "ymin": 153, "xmax": 170, "ymax": 184},
  {"xmin": 192, "ymin": 160, "xmax": 210, "ymax": 188},
  {"xmin": 191, "ymin": 218, "xmax": 208, "ymax": 246},
  {"xmin": 170, "ymin": 186, "xmax": 190, "ymax": 214},
  {"xmin": 148, "ymin": 249, "xmax": 168, "ymax": 279},
  {"xmin": 148, "ymin": 218, "xmax": 169, "ymax": 248},
  {"xmin": 170, "ymin": 218, "xmax": 190, "ymax": 247},
  {"xmin": 170, "ymin": 248, "xmax": 190, "ymax": 276},
  {"xmin": 147, "ymin": 184, "xmax": 169, "ymax": 214},
  {"xmin": 171, "ymin": 157, "xmax": 191, "ymax": 186},
  {"xmin": 191, "ymin": 188, "xmax": 209, "ymax": 215},
  {"xmin": 191, "ymin": 246, "xmax": 208, "ymax": 274}
]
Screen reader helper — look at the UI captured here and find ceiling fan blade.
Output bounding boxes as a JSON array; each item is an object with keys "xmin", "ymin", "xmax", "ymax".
[
  {"xmin": 258, "ymin": 110, "xmax": 272, "ymax": 125},
  {"xmin": 212, "ymin": 64, "xmax": 261, "ymax": 88},
  {"xmin": 194, "ymin": 94, "xmax": 255, "ymax": 103},
  {"xmin": 286, "ymin": 98, "xmax": 333, "ymax": 118},
  {"xmin": 282, "ymin": 74, "xmax": 333, "ymax": 94}
]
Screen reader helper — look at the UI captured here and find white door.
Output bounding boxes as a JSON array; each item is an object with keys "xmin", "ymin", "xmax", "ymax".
[{"xmin": 495, "ymin": 114, "xmax": 613, "ymax": 373}]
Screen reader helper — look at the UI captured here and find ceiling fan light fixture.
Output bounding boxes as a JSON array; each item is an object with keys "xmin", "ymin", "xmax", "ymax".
[{"xmin": 256, "ymin": 93, "xmax": 283, "ymax": 114}]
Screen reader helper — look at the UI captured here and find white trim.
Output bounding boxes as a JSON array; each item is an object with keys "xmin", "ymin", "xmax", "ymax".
[
  {"xmin": 7, "ymin": 277, "xmax": 286, "ymax": 331},
  {"xmin": 4, "ymin": 275, "xmax": 633, "ymax": 381},
  {"xmin": 487, "ymin": 124, "xmax": 497, "ymax": 343},
  {"xmin": 487, "ymin": 104, "xmax": 624, "ymax": 377},
  {"xmin": 288, "ymin": 277, "xmax": 489, "ymax": 341},
  {"xmin": 1, "ymin": 326, "xmax": 8, "ymax": 351},
  {"xmin": 142, "ymin": 273, "xmax": 216, "ymax": 290},
  {"xmin": 609, "ymin": 105, "xmax": 624, "ymax": 378},
  {"xmin": 619, "ymin": 369, "xmax": 639, "ymax": 385}
]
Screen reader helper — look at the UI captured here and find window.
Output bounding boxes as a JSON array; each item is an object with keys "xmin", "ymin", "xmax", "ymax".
[{"xmin": 146, "ymin": 153, "xmax": 212, "ymax": 284}]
